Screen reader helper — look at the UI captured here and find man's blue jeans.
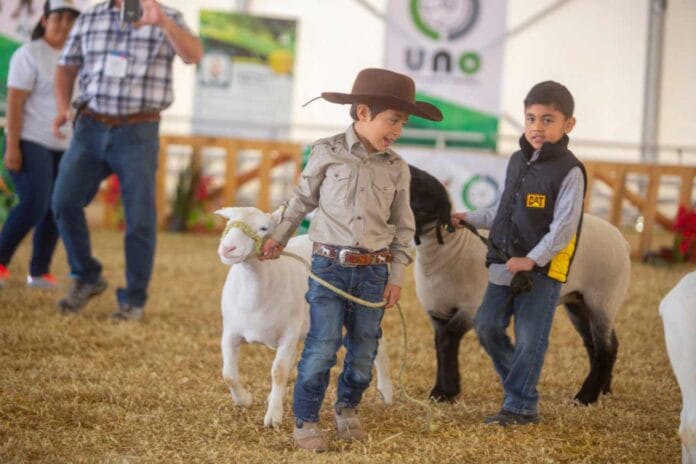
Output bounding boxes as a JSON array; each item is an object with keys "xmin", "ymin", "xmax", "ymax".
[
  {"xmin": 293, "ymin": 254, "xmax": 388, "ymax": 424},
  {"xmin": 51, "ymin": 115, "xmax": 159, "ymax": 307},
  {"xmin": 0, "ymin": 140, "xmax": 62, "ymax": 276},
  {"xmin": 474, "ymin": 272, "xmax": 561, "ymax": 416}
]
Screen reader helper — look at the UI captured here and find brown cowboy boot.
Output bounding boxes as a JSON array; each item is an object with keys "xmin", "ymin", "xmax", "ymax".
[
  {"xmin": 293, "ymin": 421, "xmax": 328, "ymax": 451},
  {"xmin": 334, "ymin": 405, "xmax": 367, "ymax": 441}
]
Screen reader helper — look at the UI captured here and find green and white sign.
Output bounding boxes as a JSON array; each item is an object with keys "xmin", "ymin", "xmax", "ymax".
[
  {"xmin": 399, "ymin": 147, "xmax": 507, "ymax": 212},
  {"xmin": 385, "ymin": 0, "xmax": 507, "ymax": 149},
  {"xmin": 192, "ymin": 11, "xmax": 297, "ymax": 140}
]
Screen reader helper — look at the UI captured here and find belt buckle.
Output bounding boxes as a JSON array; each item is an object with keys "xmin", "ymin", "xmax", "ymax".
[{"xmin": 338, "ymin": 248, "xmax": 359, "ymax": 267}]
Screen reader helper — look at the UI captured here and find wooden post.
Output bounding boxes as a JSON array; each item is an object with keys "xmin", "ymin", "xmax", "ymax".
[
  {"xmin": 609, "ymin": 166, "xmax": 627, "ymax": 227},
  {"xmin": 584, "ymin": 162, "xmax": 595, "ymax": 213},
  {"xmin": 679, "ymin": 171, "xmax": 695, "ymax": 208},
  {"xmin": 156, "ymin": 136, "xmax": 170, "ymax": 228},
  {"xmin": 222, "ymin": 140, "xmax": 239, "ymax": 207},
  {"xmin": 639, "ymin": 167, "xmax": 660, "ymax": 258},
  {"xmin": 257, "ymin": 146, "xmax": 274, "ymax": 212}
]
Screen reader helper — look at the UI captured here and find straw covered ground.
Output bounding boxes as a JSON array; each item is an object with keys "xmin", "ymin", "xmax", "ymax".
[{"xmin": 1, "ymin": 229, "xmax": 693, "ymax": 463}]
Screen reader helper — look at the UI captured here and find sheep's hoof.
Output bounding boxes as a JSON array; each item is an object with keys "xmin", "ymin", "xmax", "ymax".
[
  {"xmin": 264, "ymin": 408, "xmax": 283, "ymax": 428},
  {"xmin": 378, "ymin": 386, "xmax": 394, "ymax": 405},
  {"xmin": 429, "ymin": 387, "xmax": 458, "ymax": 403},
  {"xmin": 231, "ymin": 389, "xmax": 252, "ymax": 407},
  {"xmin": 572, "ymin": 391, "xmax": 597, "ymax": 406}
]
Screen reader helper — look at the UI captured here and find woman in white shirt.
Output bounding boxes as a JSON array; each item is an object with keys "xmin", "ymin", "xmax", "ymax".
[{"xmin": 0, "ymin": 0, "xmax": 80, "ymax": 289}]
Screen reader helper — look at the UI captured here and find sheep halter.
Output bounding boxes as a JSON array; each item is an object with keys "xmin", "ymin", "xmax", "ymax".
[{"xmin": 222, "ymin": 220, "xmax": 264, "ymax": 254}]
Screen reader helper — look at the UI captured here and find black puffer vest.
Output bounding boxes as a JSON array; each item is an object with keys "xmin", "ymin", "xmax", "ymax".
[{"xmin": 487, "ymin": 135, "xmax": 586, "ymax": 282}]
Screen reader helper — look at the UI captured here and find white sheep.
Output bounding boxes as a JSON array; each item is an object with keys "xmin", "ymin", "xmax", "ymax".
[
  {"xmin": 659, "ymin": 271, "xmax": 696, "ymax": 464},
  {"xmin": 215, "ymin": 206, "xmax": 393, "ymax": 428},
  {"xmin": 408, "ymin": 165, "xmax": 630, "ymax": 405}
]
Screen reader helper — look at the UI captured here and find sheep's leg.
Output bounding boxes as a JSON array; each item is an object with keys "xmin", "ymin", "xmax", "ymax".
[
  {"xmin": 429, "ymin": 310, "xmax": 470, "ymax": 402},
  {"xmin": 601, "ymin": 329, "xmax": 619, "ymax": 394},
  {"xmin": 681, "ymin": 407, "xmax": 696, "ymax": 464},
  {"xmin": 662, "ymin": 304, "xmax": 696, "ymax": 464},
  {"xmin": 264, "ymin": 339, "xmax": 297, "ymax": 428},
  {"xmin": 221, "ymin": 331, "xmax": 252, "ymax": 407},
  {"xmin": 374, "ymin": 337, "xmax": 393, "ymax": 405},
  {"xmin": 564, "ymin": 295, "xmax": 618, "ymax": 405}
]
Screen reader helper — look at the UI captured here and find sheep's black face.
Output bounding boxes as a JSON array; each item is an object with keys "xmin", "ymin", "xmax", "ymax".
[{"xmin": 408, "ymin": 164, "xmax": 454, "ymax": 245}]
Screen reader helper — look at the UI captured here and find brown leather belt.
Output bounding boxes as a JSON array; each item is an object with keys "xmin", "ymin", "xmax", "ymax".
[
  {"xmin": 313, "ymin": 243, "xmax": 392, "ymax": 266},
  {"xmin": 82, "ymin": 109, "xmax": 161, "ymax": 126}
]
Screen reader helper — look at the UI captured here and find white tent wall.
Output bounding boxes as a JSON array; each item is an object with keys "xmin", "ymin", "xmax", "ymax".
[{"xmin": 143, "ymin": 0, "xmax": 694, "ymax": 163}]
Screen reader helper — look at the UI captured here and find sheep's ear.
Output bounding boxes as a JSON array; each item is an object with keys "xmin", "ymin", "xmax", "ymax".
[
  {"xmin": 270, "ymin": 205, "xmax": 286, "ymax": 225},
  {"xmin": 214, "ymin": 208, "xmax": 235, "ymax": 219}
]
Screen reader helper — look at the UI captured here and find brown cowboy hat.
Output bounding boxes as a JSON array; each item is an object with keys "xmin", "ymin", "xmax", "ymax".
[{"xmin": 321, "ymin": 68, "xmax": 443, "ymax": 122}]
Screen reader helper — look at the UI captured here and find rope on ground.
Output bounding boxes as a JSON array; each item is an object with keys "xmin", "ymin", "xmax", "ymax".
[{"xmin": 281, "ymin": 250, "xmax": 435, "ymax": 433}]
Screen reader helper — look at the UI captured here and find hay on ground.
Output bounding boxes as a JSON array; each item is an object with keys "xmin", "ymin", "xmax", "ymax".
[{"xmin": 0, "ymin": 229, "xmax": 691, "ymax": 463}]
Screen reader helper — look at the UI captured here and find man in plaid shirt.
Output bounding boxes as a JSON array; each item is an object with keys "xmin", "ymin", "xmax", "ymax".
[{"xmin": 51, "ymin": 0, "xmax": 202, "ymax": 321}]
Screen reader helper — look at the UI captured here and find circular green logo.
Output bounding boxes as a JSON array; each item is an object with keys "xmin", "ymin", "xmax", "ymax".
[
  {"xmin": 410, "ymin": 0, "xmax": 480, "ymax": 41},
  {"xmin": 461, "ymin": 174, "xmax": 500, "ymax": 210}
]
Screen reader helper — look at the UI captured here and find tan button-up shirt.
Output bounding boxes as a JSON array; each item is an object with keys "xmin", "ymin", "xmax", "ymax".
[{"xmin": 271, "ymin": 124, "xmax": 415, "ymax": 286}]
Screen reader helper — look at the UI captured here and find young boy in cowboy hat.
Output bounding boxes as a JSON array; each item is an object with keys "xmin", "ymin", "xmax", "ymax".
[{"xmin": 261, "ymin": 68, "xmax": 442, "ymax": 451}]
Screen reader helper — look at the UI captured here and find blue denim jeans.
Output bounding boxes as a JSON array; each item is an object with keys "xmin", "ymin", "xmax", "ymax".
[
  {"xmin": 474, "ymin": 272, "xmax": 561, "ymax": 415},
  {"xmin": 51, "ymin": 115, "xmax": 159, "ymax": 307},
  {"xmin": 0, "ymin": 140, "xmax": 62, "ymax": 276},
  {"xmin": 293, "ymin": 254, "xmax": 388, "ymax": 424}
]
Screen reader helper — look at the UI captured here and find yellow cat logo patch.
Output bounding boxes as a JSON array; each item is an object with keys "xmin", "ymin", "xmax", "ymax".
[{"xmin": 526, "ymin": 194, "xmax": 546, "ymax": 208}]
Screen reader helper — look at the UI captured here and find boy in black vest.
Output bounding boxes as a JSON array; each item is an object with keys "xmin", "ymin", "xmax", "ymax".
[{"xmin": 453, "ymin": 81, "xmax": 586, "ymax": 426}]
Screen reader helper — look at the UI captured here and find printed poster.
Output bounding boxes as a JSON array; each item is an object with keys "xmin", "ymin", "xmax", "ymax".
[
  {"xmin": 400, "ymin": 148, "xmax": 508, "ymax": 212},
  {"xmin": 192, "ymin": 10, "xmax": 297, "ymax": 140},
  {"xmin": 385, "ymin": 0, "xmax": 508, "ymax": 150}
]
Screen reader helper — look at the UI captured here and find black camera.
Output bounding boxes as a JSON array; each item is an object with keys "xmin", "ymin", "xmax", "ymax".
[{"xmin": 120, "ymin": 0, "xmax": 142, "ymax": 24}]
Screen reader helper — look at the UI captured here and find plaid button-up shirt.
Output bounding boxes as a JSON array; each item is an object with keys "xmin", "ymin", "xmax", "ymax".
[{"xmin": 58, "ymin": 0, "xmax": 190, "ymax": 115}]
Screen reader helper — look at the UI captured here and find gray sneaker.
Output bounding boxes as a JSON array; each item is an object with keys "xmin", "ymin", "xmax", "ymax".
[
  {"xmin": 57, "ymin": 277, "xmax": 108, "ymax": 314},
  {"xmin": 111, "ymin": 304, "xmax": 144, "ymax": 322}
]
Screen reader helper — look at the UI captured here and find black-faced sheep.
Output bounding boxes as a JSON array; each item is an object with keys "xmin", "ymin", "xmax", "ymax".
[
  {"xmin": 408, "ymin": 165, "xmax": 630, "ymax": 405},
  {"xmin": 215, "ymin": 206, "xmax": 393, "ymax": 428}
]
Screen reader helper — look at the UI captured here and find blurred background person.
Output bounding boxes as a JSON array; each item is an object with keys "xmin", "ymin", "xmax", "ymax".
[
  {"xmin": 0, "ymin": 0, "xmax": 80, "ymax": 289},
  {"xmin": 51, "ymin": 0, "xmax": 202, "ymax": 321}
]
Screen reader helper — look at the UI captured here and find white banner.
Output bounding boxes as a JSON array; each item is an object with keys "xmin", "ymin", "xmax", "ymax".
[
  {"xmin": 385, "ymin": 0, "xmax": 507, "ymax": 150},
  {"xmin": 399, "ymin": 148, "xmax": 508, "ymax": 212}
]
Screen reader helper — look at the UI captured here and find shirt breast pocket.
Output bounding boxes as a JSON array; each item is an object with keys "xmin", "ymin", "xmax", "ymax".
[
  {"xmin": 324, "ymin": 165, "xmax": 352, "ymax": 202},
  {"xmin": 371, "ymin": 171, "xmax": 396, "ymax": 215}
]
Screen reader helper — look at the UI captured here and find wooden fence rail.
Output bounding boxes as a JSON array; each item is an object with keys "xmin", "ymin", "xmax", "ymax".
[
  {"xmin": 4, "ymin": 135, "xmax": 694, "ymax": 260},
  {"xmin": 584, "ymin": 161, "xmax": 696, "ymax": 258},
  {"xmin": 153, "ymin": 135, "xmax": 302, "ymax": 228}
]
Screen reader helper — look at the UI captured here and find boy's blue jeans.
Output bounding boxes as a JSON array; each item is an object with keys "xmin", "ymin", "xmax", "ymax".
[
  {"xmin": 51, "ymin": 115, "xmax": 159, "ymax": 307},
  {"xmin": 293, "ymin": 254, "xmax": 388, "ymax": 424},
  {"xmin": 0, "ymin": 140, "xmax": 62, "ymax": 276},
  {"xmin": 474, "ymin": 272, "xmax": 561, "ymax": 416}
]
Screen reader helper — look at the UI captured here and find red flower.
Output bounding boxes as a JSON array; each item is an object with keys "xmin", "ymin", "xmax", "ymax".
[
  {"xmin": 103, "ymin": 174, "xmax": 121, "ymax": 206},
  {"xmin": 673, "ymin": 205, "xmax": 696, "ymax": 262},
  {"xmin": 195, "ymin": 175, "xmax": 213, "ymax": 202}
]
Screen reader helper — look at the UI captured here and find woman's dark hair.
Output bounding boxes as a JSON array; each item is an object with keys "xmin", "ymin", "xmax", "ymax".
[
  {"xmin": 31, "ymin": 1, "xmax": 78, "ymax": 40},
  {"xmin": 31, "ymin": 18, "xmax": 46, "ymax": 40},
  {"xmin": 349, "ymin": 103, "xmax": 388, "ymax": 121},
  {"xmin": 524, "ymin": 80, "xmax": 575, "ymax": 118}
]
